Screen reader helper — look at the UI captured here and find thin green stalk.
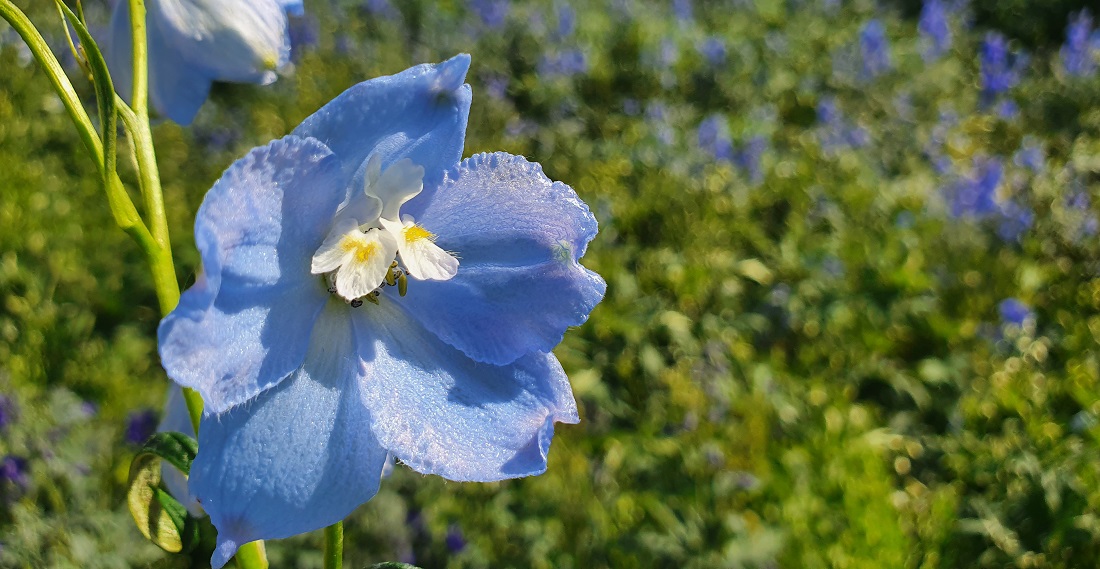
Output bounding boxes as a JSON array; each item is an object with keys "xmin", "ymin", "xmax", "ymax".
[{"xmin": 324, "ymin": 522, "xmax": 344, "ymax": 569}]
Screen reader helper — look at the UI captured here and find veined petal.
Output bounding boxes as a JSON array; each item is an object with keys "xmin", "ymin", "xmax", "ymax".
[
  {"xmin": 353, "ymin": 303, "xmax": 579, "ymax": 482},
  {"xmin": 190, "ymin": 303, "xmax": 388, "ymax": 569},
  {"xmin": 158, "ymin": 136, "xmax": 345, "ymax": 413},
  {"xmin": 291, "ymin": 54, "xmax": 472, "ymax": 202},
  {"xmin": 400, "ymin": 152, "xmax": 606, "ymax": 365},
  {"xmin": 150, "ymin": 0, "xmax": 291, "ymax": 85}
]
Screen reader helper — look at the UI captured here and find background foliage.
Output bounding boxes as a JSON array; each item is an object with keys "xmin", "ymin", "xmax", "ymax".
[{"xmin": 2, "ymin": 0, "xmax": 1100, "ymax": 567}]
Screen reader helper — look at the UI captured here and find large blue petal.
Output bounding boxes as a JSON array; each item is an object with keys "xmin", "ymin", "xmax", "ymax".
[
  {"xmin": 105, "ymin": 0, "xmax": 211, "ymax": 125},
  {"xmin": 190, "ymin": 302, "xmax": 388, "ymax": 569},
  {"xmin": 398, "ymin": 152, "xmax": 606, "ymax": 365},
  {"xmin": 158, "ymin": 136, "xmax": 345, "ymax": 413},
  {"xmin": 353, "ymin": 302, "xmax": 579, "ymax": 482},
  {"xmin": 292, "ymin": 54, "xmax": 472, "ymax": 202}
]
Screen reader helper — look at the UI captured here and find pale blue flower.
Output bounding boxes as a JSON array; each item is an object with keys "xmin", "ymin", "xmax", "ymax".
[
  {"xmin": 106, "ymin": 0, "xmax": 302, "ymax": 125},
  {"xmin": 157, "ymin": 55, "xmax": 605, "ymax": 567}
]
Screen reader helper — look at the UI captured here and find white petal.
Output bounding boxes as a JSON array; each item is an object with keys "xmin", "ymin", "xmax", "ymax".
[
  {"xmin": 311, "ymin": 217, "xmax": 361, "ymax": 275},
  {"xmin": 381, "ymin": 218, "xmax": 458, "ymax": 281},
  {"xmin": 335, "ymin": 228, "xmax": 397, "ymax": 300},
  {"xmin": 368, "ymin": 158, "xmax": 425, "ymax": 221}
]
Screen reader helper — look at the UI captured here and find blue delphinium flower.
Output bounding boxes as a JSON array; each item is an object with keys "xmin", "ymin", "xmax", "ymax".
[
  {"xmin": 0, "ymin": 456, "xmax": 28, "ymax": 492},
  {"xmin": 979, "ymin": 32, "xmax": 1026, "ymax": 108},
  {"xmin": 106, "ymin": 0, "xmax": 302, "ymax": 125},
  {"xmin": 1061, "ymin": 10, "xmax": 1097, "ymax": 77},
  {"xmin": 999, "ymin": 298, "xmax": 1032, "ymax": 329},
  {"xmin": 157, "ymin": 55, "xmax": 605, "ymax": 568},
  {"xmin": 673, "ymin": 0, "xmax": 693, "ymax": 23},
  {"xmin": 918, "ymin": 0, "xmax": 951, "ymax": 61},
  {"xmin": 554, "ymin": 3, "xmax": 576, "ymax": 40},
  {"xmin": 859, "ymin": 20, "xmax": 892, "ymax": 80}
]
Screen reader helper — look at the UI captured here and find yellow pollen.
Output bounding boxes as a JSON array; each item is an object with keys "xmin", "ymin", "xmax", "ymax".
[
  {"xmin": 404, "ymin": 225, "xmax": 434, "ymax": 244},
  {"xmin": 354, "ymin": 242, "xmax": 378, "ymax": 263}
]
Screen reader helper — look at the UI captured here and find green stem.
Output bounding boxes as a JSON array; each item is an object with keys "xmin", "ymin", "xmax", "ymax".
[
  {"xmin": 324, "ymin": 522, "xmax": 344, "ymax": 569},
  {"xmin": 235, "ymin": 541, "xmax": 269, "ymax": 569}
]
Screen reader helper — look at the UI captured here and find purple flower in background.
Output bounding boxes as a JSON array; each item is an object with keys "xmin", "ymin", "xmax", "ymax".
[
  {"xmin": 469, "ymin": 0, "xmax": 509, "ymax": 28},
  {"xmin": 698, "ymin": 37, "xmax": 727, "ymax": 66},
  {"xmin": 157, "ymin": 55, "xmax": 604, "ymax": 567},
  {"xmin": 999, "ymin": 298, "xmax": 1032, "ymax": 328},
  {"xmin": 919, "ymin": 0, "xmax": 951, "ymax": 61},
  {"xmin": 698, "ymin": 115, "xmax": 733, "ymax": 162},
  {"xmin": 947, "ymin": 157, "xmax": 1002, "ymax": 218},
  {"xmin": 0, "ymin": 456, "xmax": 28, "ymax": 490},
  {"xmin": 859, "ymin": 20, "xmax": 892, "ymax": 79},
  {"xmin": 1061, "ymin": 10, "xmax": 1097, "ymax": 77},
  {"xmin": 0, "ymin": 395, "xmax": 14, "ymax": 431},
  {"xmin": 105, "ymin": 0, "xmax": 302, "ymax": 125},
  {"xmin": 646, "ymin": 102, "xmax": 674, "ymax": 146},
  {"xmin": 980, "ymin": 32, "xmax": 1026, "ymax": 106},
  {"xmin": 125, "ymin": 408, "xmax": 159, "ymax": 445},
  {"xmin": 445, "ymin": 525, "xmax": 467, "ymax": 553}
]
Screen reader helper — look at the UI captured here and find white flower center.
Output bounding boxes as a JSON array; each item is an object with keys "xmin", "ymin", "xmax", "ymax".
[{"xmin": 311, "ymin": 155, "xmax": 459, "ymax": 304}]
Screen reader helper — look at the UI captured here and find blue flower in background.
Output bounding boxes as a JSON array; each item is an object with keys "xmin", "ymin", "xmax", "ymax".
[
  {"xmin": 918, "ymin": 0, "xmax": 951, "ymax": 61},
  {"xmin": 106, "ymin": 0, "xmax": 301, "ymax": 125},
  {"xmin": 734, "ymin": 136, "xmax": 768, "ymax": 184},
  {"xmin": 469, "ymin": 0, "xmax": 509, "ymax": 28},
  {"xmin": 673, "ymin": 0, "xmax": 692, "ymax": 23},
  {"xmin": 859, "ymin": 20, "xmax": 891, "ymax": 79},
  {"xmin": 816, "ymin": 96, "xmax": 869, "ymax": 152},
  {"xmin": 157, "ymin": 55, "xmax": 605, "ymax": 568},
  {"xmin": 947, "ymin": 157, "xmax": 1002, "ymax": 218},
  {"xmin": 1013, "ymin": 141, "xmax": 1045, "ymax": 173},
  {"xmin": 698, "ymin": 36, "xmax": 727, "ymax": 66},
  {"xmin": 0, "ymin": 456, "xmax": 28, "ymax": 491},
  {"xmin": 999, "ymin": 298, "xmax": 1032, "ymax": 328},
  {"xmin": 979, "ymin": 32, "xmax": 1026, "ymax": 107},
  {"xmin": 1061, "ymin": 10, "xmax": 1097, "ymax": 77},
  {"xmin": 698, "ymin": 115, "xmax": 733, "ymax": 162},
  {"xmin": 996, "ymin": 200, "xmax": 1033, "ymax": 243},
  {"xmin": 539, "ymin": 48, "xmax": 589, "ymax": 78}
]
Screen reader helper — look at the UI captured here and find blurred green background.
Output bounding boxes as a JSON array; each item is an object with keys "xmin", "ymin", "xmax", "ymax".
[{"xmin": 2, "ymin": 0, "xmax": 1100, "ymax": 567}]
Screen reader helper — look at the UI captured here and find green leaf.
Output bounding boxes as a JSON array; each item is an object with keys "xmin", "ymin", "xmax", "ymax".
[
  {"xmin": 54, "ymin": 0, "xmax": 117, "ymax": 187},
  {"xmin": 126, "ymin": 432, "xmax": 199, "ymax": 553},
  {"xmin": 367, "ymin": 564, "xmax": 424, "ymax": 569}
]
